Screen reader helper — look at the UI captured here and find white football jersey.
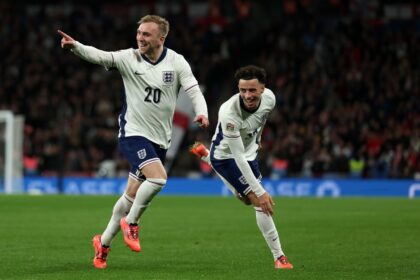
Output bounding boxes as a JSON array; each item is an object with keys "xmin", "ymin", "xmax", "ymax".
[
  {"xmin": 211, "ymin": 88, "xmax": 276, "ymax": 160},
  {"xmin": 73, "ymin": 44, "xmax": 204, "ymax": 149}
]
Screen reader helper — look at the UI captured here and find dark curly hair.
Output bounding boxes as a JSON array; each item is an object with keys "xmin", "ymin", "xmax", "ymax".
[{"xmin": 234, "ymin": 65, "xmax": 266, "ymax": 84}]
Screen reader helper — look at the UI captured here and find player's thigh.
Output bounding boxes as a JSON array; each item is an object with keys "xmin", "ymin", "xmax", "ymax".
[
  {"xmin": 141, "ymin": 161, "xmax": 167, "ymax": 179},
  {"xmin": 118, "ymin": 136, "xmax": 168, "ymax": 181},
  {"xmin": 215, "ymin": 170, "xmax": 251, "ymax": 205},
  {"xmin": 211, "ymin": 158, "xmax": 261, "ymax": 199}
]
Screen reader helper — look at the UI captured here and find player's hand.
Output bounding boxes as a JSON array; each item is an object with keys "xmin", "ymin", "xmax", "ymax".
[
  {"xmin": 194, "ymin": 115, "xmax": 209, "ymax": 129},
  {"xmin": 57, "ymin": 30, "xmax": 76, "ymax": 49},
  {"xmin": 258, "ymin": 192, "xmax": 274, "ymax": 216}
]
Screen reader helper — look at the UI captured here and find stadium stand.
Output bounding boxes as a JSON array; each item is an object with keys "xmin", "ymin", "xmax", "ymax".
[{"xmin": 1, "ymin": 0, "xmax": 418, "ymax": 179}]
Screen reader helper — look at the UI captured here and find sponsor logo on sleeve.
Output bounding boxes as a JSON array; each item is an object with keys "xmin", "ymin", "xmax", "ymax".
[{"xmin": 226, "ymin": 122, "xmax": 235, "ymax": 132}]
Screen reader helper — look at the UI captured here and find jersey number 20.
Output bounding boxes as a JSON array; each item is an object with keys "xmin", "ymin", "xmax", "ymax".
[{"xmin": 144, "ymin": 87, "xmax": 161, "ymax": 103}]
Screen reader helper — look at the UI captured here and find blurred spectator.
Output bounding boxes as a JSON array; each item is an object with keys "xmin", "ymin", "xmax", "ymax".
[{"xmin": 1, "ymin": 0, "xmax": 419, "ymax": 179}]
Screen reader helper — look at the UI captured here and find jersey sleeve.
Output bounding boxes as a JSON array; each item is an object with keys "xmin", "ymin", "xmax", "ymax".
[
  {"xmin": 185, "ymin": 85, "xmax": 208, "ymax": 117},
  {"xmin": 264, "ymin": 88, "xmax": 276, "ymax": 110},
  {"xmin": 71, "ymin": 42, "xmax": 115, "ymax": 69},
  {"xmin": 175, "ymin": 55, "xmax": 199, "ymax": 90},
  {"xmin": 175, "ymin": 54, "xmax": 208, "ymax": 117},
  {"xmin": 220, "ymin": 110, "xmax": 240, "ymax": 138}
]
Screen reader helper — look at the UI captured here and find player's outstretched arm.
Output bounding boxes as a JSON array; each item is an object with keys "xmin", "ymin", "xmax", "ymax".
[
  {"xmin": 57, "ymin": 30, "xmax": 76, "ymax": 49},
  {"xmin": 57, "ymin": 30, "xmax": 114, "ymax": 68}
]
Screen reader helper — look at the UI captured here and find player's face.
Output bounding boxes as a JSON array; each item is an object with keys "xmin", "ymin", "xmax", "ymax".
[
  {"xmin": 136, "ymin": 22, "xmax": 164, "ymax": 56},
  {"xmin": 238, "ymin": 79, "xmax": 264, "ymax": 110}
]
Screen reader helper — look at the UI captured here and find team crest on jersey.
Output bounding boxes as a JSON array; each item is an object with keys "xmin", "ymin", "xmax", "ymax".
[
  {"xmin": 137, "ymin": 149, "xmax": 147, "ymax": 159},
  {"xmin": 162, "ymin": 71, "xmax": 174, "ymax": 85},
  {"xmin": 226, "ymin": 123, "xmax": 235, "ymax": 132}
]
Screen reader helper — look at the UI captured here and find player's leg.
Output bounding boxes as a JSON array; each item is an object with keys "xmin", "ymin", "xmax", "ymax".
[
  {"xmin": 121, "ymin": 161, "xmax": 166, "ymax": 252},
  {"xmin": 211, "ymin": 157, "xmax": 292, "ymax": 269},
  {"xmin": 246, "ymin": 192, "xmax": 293, "ymax": 269},
  {"xmin": 118, "ymin": 136, "xmax": 167, "ymax": 252},
  {"xmin": 92, "ymin": 179, "xmax": 139, "ymax": 269},
  {"xmin": 214, "ymin": 168, "xmax": 251, "ymax": 205},
  {"xmin": 125, "ymin": 160, "xmax": 167, "ymax": 224},
  {"xmin": 100, "ymin": 178, "xmax": 140, "ymax": 246},
  {"xmin": 190, "ymin": 143, "xmax": 251, "ymax": 204},
  {"xmin": 211, "ymin": 158, "xmax": 280, "ymax": 254}
]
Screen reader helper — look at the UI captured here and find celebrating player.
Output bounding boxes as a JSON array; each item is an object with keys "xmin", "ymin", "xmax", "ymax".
[
  {"xmin": 59, "ymin": 15, "xmax": 209, "ymax": 269},
  {"xmin": 191, "ymin": 65, "xmax": 293, "ymax": 269}
]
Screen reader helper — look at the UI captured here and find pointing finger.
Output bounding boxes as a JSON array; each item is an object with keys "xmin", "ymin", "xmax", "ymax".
[{"xmin": 57, "ymin": 30, "xmax": 73, "ymax": 40}]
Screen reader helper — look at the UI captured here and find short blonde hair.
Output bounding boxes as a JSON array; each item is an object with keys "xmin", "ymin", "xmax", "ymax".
[{"xmin": 138, "ymin": 15, "xmax": 170, "ymax": 37}]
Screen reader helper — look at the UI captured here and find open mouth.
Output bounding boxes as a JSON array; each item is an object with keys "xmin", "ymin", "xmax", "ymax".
[{"xmin": 246, "ymin": 100, "xmax": 256, "ymax": 106}]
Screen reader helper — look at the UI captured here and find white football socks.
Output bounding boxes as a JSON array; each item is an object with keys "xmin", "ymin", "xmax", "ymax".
[
  {"xmin": 125, "ymin": 178, "xmax": 166, "ymax": 224},
  {"xmin": 255, "ymin": 207, "xmax": 285, "ymax": 259},
  {"xmin": 101, "ymin": 193, "xmax": 133, "ymax": 246}
]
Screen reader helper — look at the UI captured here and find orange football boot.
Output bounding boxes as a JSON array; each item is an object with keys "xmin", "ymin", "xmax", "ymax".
[
  {"xmin": 274, "ymin": 255, "xmax": 293, "ymax": 269},
  {"xmin": 92, "ymin": 235, "xmax": 109, "ymax": 269},
  {"xmin": 190, "ymin": 142, "xmax": 209, "ymax": 158},
  {"xmin": 120, "ymin": 217, "xmax": 141, "ymax": 252}
]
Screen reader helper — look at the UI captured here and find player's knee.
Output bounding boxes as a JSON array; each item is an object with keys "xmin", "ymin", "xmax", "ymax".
[
  {"xmin": 147, "ymin": 178, "xmax": 167, "ymax": 188},
  {"xmin": 125, "ymin": 178, "xmax": 144, "ymax": 198},
  {"xmin": 237, "ymin": 195, "xmax": 252, "ymax": 205},
  {"xmin": 243, "ymin": 199, "xmax": 252, "ymax": 205},
  {"xmin": 126, "ymin": 192, "xmax": 136, "ymax": 199},
  {"xmin": 245, "ymin": 192, "xmax": 260, "ymax": 207}
]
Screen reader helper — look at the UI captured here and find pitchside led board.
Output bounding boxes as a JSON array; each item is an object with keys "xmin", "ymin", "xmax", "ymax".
[{"xmin": 22, "ymin": 177, "xmax": 420, "ymax": 198}]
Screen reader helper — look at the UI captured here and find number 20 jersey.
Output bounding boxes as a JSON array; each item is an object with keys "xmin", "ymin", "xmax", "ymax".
[{"xmin": 108, "ymin": 47, "xmax": 199, "ymax": 149}]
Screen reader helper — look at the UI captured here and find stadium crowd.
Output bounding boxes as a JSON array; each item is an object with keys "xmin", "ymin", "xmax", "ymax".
[{"xmin": 1, "ymin": 0, "xmax": 419, "ymax": 179}]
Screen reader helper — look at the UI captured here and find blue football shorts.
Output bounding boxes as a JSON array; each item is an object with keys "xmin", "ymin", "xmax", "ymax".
[
  {"xmin": 210, "ymin": 157, "xmax": 262, "ymax": 197},
  {"xmin": 118, "ymin": 136, "xmax": 167, "ymax": 181}
]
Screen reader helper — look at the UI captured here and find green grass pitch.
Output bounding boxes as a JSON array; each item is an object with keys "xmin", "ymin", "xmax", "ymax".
[{"xmin": 0, "ymin": 195, "xmax": 419, "ymax": 280}]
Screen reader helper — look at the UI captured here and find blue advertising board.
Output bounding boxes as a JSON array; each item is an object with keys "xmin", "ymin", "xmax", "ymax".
[
  {"xmin": 24, "ymin": 177, "xmax": 59, "ymax": 194},
  {"xmin": 23, "ymin": 177, "xmax": 420, "ymax": 198}
]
